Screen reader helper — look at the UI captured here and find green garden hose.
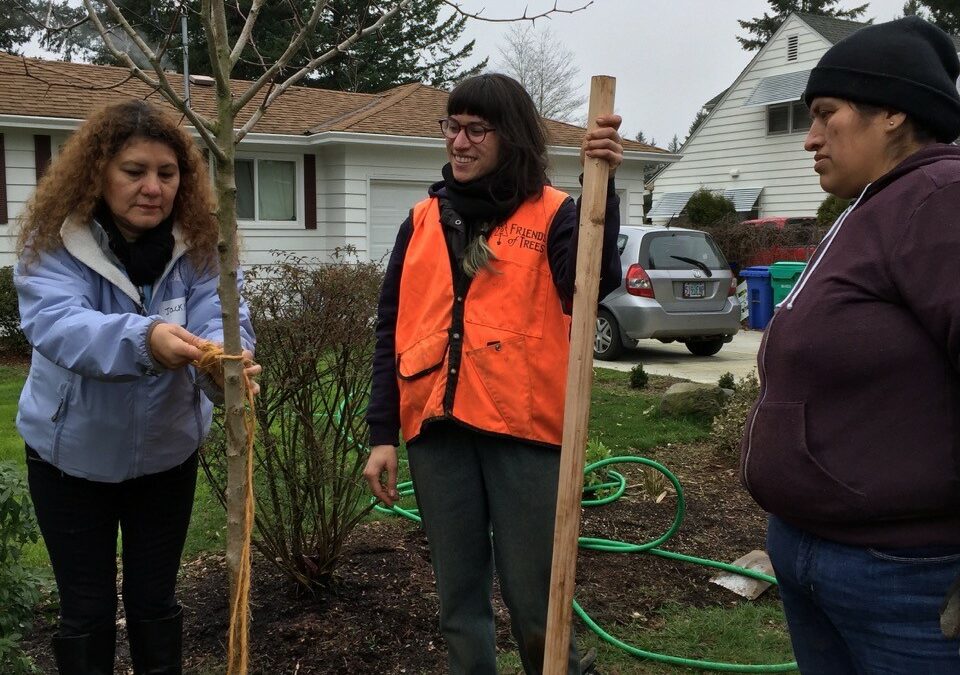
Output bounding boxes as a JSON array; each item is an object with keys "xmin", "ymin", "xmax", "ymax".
[{"xmin": 375, "ymin": 455, "xmax": 798, "ymax": 672}]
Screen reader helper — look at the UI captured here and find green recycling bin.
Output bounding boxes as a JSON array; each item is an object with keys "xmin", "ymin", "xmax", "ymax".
[{"xmin": 769, "ymin": 261, "xmax": 807, "ymax": 305}]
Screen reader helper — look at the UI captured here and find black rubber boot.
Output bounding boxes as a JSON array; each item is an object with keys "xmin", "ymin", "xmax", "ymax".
[
  {"xmin": 127, "ymin": 606, "xmax": 183, "ymax": 675},
  {"xmin": 52, "ymin": 628, "xmax": 117, "ymax": 675}
]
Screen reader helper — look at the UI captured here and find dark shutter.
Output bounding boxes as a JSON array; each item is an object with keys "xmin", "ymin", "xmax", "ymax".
[
  {"xmin": 34, "ymin": 135, "xmax": 52, "ymax": 181},
  {"xmin": 0, "ymin": 134, "xmax": 7, "ymax": 225},
  {"xmin": 304, "ymin": 153, "xmax": 316, "ymax": 230}
]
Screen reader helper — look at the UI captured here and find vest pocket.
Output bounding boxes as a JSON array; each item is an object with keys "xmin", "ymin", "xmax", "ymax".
[
  {"xmin": 465, "ymin": 336, "xmax": 533, "ymax": 437},
  {"xmin": 464, "ymin": 260, "xmax": 549, "ymax": 338},
  {"xmin": 397, "ymin": 330, "xmax": 449, "ymax": 380}
]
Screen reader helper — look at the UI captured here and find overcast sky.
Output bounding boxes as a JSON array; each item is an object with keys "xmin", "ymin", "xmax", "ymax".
[
  {"xmin": 459, "ymin": 0, "xmax": 911, "ymax": 147},
  {"xmin": 22, "ymin": 0, "xmax": 914, "ymax": 147}
]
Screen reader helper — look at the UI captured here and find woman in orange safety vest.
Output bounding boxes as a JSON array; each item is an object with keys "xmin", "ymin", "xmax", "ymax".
[{"xmin": 364, "ymin": 73, "xmax": 624, "ymax": 674}]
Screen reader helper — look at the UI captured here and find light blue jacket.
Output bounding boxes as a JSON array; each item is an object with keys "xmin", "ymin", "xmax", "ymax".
[{"xmin": 15, "ymin": 215, "xmax": 255, "ymax": 482}]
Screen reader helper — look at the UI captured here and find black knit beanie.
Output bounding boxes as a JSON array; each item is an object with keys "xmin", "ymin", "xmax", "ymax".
[{"xmin": 803, "ymin": 16, "xmax": 960, "ymax": 142}]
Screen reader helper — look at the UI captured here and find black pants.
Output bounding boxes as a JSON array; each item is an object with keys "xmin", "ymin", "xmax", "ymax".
[{"xmin": 26, "ymin": 446, "xmax": 198, "ymax": 636}]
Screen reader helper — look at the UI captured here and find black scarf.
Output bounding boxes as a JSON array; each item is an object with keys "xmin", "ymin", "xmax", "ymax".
[
  {"xmin": 441, "ymin": 163, "xmax": 522, "ymax": 228},
  {"xmin": 94, "ymin": 202, "xmax": 175, "ymax": 286}
]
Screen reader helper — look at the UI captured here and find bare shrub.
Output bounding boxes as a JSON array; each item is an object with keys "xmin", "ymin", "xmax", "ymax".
[
  {"xmin": 202, "ymin": 248, "xmax": 383, "ymax": 592},
  {"xmin": 700, "ymin": 218, "xmax": 829, "ymax": 269},
  {"xmin": 710, "ymin": 371, "xmax": 760, "ymax": 457}
]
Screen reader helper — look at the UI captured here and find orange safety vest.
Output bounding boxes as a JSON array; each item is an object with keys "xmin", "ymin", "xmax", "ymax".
[{"xmin": 395, "ymin": 186, "xmax": 571, "ymax": 447}]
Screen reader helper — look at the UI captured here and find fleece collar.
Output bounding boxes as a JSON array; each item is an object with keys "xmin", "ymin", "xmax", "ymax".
[{"xmin": 60, "ymin": 214, "xmax": 188, "ymax": 308}]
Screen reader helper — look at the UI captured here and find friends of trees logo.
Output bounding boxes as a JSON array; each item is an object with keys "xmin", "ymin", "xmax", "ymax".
[{"xmin": 492, "ymin": 222, "xmax": 546, "ymax": 253}]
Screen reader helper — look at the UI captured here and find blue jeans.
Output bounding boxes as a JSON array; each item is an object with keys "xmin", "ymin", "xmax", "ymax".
[
  {"xmin": 407, "ymin": 422, "xmax": 580, "ymax": 675},
  {"xmin": 767, "ymin": 515, "xmax": 960, "ymax": 674}
]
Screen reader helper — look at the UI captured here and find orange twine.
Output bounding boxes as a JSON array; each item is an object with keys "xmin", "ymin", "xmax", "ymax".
[{"xmin": 195, "ymin": 342, "xmax": 256, "ymax": 675}]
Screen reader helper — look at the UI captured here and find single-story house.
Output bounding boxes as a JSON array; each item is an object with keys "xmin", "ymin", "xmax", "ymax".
[
  {"xmin": 649, "ymin": 12, "xmax": 960, "ymax": 224},
  {"xmin": 0, "ymin": 52, "xmax": 674, "ymax": 267}
]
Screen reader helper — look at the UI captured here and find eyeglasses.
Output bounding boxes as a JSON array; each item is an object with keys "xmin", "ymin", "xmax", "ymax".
[{"xmin": 439, "ymin": 118, "xmax": 496, "ymax": 143}]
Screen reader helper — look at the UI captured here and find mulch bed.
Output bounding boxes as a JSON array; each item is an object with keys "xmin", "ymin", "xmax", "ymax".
[{"xmin": 24, "ymin": 437, "xmax": 770, "ymax": 674}]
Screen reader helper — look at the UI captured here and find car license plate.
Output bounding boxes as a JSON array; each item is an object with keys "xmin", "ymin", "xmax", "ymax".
[{"xmin": 683, "ymin": 282, "xmax": 705, "ymax": 299}]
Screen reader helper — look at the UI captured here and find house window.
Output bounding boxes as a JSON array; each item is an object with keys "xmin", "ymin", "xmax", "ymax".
[
  {"xmin": 234, "ymin": 156, "xmax": 298, "ymax": 223},
  {"xmin": 787, "ymin": 35, "xmax": 799, "ymax": 61},
  {"xmin": 767, "ymin": 101, "xmax": 810, "ymax": 135}
]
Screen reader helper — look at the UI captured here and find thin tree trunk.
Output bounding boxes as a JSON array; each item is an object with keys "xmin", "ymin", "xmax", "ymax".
[{"xmin": 212, "ymin": 104, "xmax": 251, "ymax": 673}]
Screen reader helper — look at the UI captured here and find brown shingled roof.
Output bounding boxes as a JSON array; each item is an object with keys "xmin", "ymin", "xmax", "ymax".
[{"xmin": 0, "ymin": 52, "xmax": 663, "ymax": 152}]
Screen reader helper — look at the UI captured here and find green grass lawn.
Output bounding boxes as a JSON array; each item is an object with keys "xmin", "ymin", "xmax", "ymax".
[
  {"xmin": 590, "ymin": 368, "xmax": 714, "ymax": 453},
  {"xmin": 495, "ymin": 600, "xmax": 793, "ymax": 674}
]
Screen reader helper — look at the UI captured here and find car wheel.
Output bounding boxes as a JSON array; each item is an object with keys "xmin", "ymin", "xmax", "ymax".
[
  {"xmin": 594, "ymin": 309, "xmax": 624, "ymax": 361},
  {"xmin": 685, "ymin": 338, "xmax": 725, "ymax": 357}
]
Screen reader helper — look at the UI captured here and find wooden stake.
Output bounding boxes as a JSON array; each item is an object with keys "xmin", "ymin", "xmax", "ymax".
[{"xmin": 543, "ymin": 75, "xmax": 616, "ymax": 675}]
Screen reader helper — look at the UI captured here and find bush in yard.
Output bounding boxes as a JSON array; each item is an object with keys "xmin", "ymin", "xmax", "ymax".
[
  {"xmin": 700, "ymin": 219, "xmax": 828, "ymax": 270},
  {"xmin": 718, "ymin": 371, "xmax": 736, "ymax": 391},
  {"xmin": 660, "ymin": 383, "xmax": 727, "ymax": 421},
  {"xmin": 817, "ymin": 194, "xmax": 850, "ymax": 225},
  {"xmin": 700, "ymin": 215, "xmax": 777, "ymax": 268},
  {"xmin": 201, "ymin": 248, "xmax": 383, "ymax": 592},
  {"xmin": 684, "ymin": 188, "xmax": 737, "ymax": 226},
  {"xmin": 710, "ymin": 371, "xmax": 761, "ymax": 457},
  {"xmin": 0, "ymin": 267, "xmax": 29, "ymax": 357},
  {"xmin": 629, "ymin": 363, "xmax": 648, "ymax": 389},
  {"xmin": 0, "ymin": 462, "xmax": 43, "ymax": 674}
]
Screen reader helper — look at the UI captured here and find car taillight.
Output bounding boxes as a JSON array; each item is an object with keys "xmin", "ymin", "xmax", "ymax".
[
  {"xmin": 625, "ymin": 264, "xmax": 655, "ymax": 298},
  {"xmin": 728, "ymin": 276, "xmax": 738, "ymax": 297}
]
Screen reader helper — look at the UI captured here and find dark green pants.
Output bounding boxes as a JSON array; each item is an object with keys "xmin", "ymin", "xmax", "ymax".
[{"xmin": 408, "ymin": 422, "xmax": 580, "ymax": 675}]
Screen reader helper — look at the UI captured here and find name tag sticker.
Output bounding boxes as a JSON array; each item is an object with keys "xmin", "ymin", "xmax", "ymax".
[{"xmin": 159, "ymin": 297, "xmax": 187, "ymax": 326}]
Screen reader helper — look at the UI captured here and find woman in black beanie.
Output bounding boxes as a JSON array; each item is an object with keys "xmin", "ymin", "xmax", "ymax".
[{"xmin": 740, "ymin": 16, "xmax": 960, "ymax": 672}]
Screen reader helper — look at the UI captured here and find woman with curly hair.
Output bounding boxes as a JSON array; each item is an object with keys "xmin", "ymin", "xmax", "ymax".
[{"xmin": 16, "ymin": 99, "xmax": 258, "ymax": 674}]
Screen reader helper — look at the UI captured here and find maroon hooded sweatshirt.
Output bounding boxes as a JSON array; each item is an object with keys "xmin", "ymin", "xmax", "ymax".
[{"xmin": 741, "ymin": 144, "xmax": 960, "ymax": 548}]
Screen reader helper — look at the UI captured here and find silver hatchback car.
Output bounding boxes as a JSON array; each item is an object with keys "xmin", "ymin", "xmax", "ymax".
[{"xmin": 595, "ymin": 225, "xmax": 741, "ymax": 360}]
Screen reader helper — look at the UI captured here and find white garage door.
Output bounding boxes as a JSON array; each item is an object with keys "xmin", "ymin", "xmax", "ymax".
[{"xmin": 369, "ymin": 181, "xmax": 431, "ymax": 264}]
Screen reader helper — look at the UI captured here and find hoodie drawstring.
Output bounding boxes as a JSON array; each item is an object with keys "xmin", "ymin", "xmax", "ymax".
[{"xmin": 784, "ymin": 183, "xmax": 870, "ymax": 310}]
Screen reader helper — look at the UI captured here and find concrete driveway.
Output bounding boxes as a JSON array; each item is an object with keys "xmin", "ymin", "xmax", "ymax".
[{"xmin": 594, "ymin": 330, "xmax": 763, "ymax": 384}]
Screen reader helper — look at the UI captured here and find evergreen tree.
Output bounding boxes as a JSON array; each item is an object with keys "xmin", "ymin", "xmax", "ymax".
[
  {"xmin": 45, "ymin": 0, "xmax": 486, "ymax": 92},
  {"xmin": 738, "ymin": 1, "xmax": 870, "ymax": 51},
  {"xmin": 687, "ymin": 107, "xmax": 709, "ymax": 140},
  {"xmin": 905, "ymin": 0, "xmax": 960, "ymax": 32},
  {"xmin": 3, "ymin": 0, "xmax": 79, "ymax": 54},
  {"xmin": 667, "ymin": 133, "xmax": 681, "ymax": 153},
  {"xmin": 901, "ymin": 0, "xmax": 928, "ymax": 17}
]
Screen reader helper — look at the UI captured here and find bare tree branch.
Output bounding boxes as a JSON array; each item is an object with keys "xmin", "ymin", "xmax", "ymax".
[
  {"xmin": 497, "ymin": 24, "xmax": 585, "ymax": 122},
  {"xmin": 441, "ymin": 0, "xmax": 593, "ymax": 23},
  {"xmin": 16, "ymin": 54, "xmax": 139, "ymax": 93},
  {"xmin": 200, "ymin": 0, "xmax": 232, "ymax": 96},
  {"xmin": 13, "ymin": 0, "xmax": 91, "ymax": 33},
  {"xmin": 82, "ymin": 0, "xmax": 222, "ymax": 158},
  {"xmin": 234, "ymin": 0, "xmax": 410, "ymax": 141},
  {"xmin": 230, "ymin": 0, "xmax": 336, "ymax": 116},
  {"xmin": 229, "ymin": 0, "xmax": 266, "ymax": 66}
]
